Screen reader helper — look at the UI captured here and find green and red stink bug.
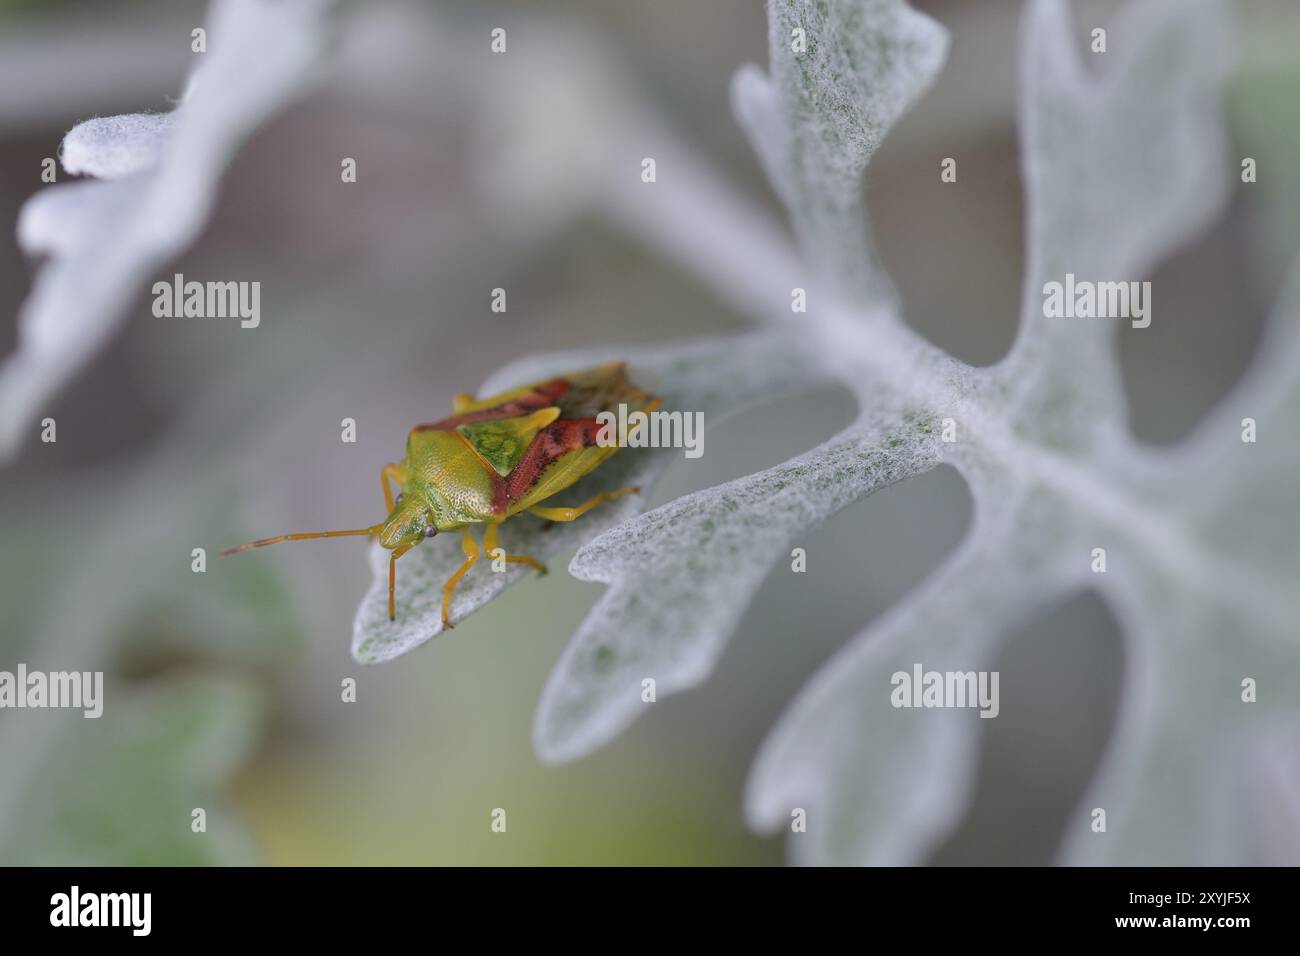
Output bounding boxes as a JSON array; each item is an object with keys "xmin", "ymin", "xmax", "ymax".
[{"xmin": 221, "ymin": 362, "xmax": 661, "ymax": 627}]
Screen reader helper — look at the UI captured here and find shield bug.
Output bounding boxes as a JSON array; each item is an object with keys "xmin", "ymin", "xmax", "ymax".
[{"xmin": 221, "ymin": 362, "xmax": 661, "ymax": 627}]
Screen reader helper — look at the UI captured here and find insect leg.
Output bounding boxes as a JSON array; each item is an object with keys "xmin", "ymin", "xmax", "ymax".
[
  {"xmin": 527, "ymin": 486, "xmax": 640, "ymax": 523},
  {"xmin": 440, "ymin": 528, "xmax": 481, "ymax": 629},
  {"xmin": 380, "ymin": 462, "xmax": 408, "ymax": 512},
  {"xmin": 484, "ymin": 521, "xmax": 547, "ymax": 576},
  {"xmin": 388, "ymin": 542, "xmax": 414, "ymax": 621}
]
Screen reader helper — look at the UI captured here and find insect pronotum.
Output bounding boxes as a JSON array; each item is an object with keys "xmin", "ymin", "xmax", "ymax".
[{"xmin": 221, "ymin": 362, "xmax": 661, "ymax": 627}]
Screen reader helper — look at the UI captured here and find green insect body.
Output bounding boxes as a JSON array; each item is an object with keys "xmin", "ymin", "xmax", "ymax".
[{"xmin": 223, "ymin": 362, "xmax": 661, "ymax": 626}]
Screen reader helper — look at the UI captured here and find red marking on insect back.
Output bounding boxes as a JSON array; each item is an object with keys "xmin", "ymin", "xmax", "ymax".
[
  {"xmin": 413, "ymin": 379, "xmax": 571, "ymax": 432},
  {"xmin": 493, "ymin": 418, "xmax": 603, "ymax": 512}
]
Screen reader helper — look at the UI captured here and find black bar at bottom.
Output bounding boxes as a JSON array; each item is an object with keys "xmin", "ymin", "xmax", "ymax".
[{"xmin": 0, "ymin": 865, "xmax": 1284, "ymax": 941}]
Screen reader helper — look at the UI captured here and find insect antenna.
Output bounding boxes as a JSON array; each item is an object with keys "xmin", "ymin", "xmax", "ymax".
[{"xmin": 219, "ymin": 524, "xmax": 384, "ymax": 557}]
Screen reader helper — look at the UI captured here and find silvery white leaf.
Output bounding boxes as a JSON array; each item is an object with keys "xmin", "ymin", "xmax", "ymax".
[
  {"xmin": 60, "ymin": 112, "xmax": 176, "ymax": 179},
  {"xmin": 0, "ymin": 0, "xmax": 333, "ymax": 463},
  {"xmin": 731, "ymin": 0, "xmax": 949, "ymax": 301},
  {"xmin": 744, "ymin": 0, "xmax": 1300, "ymax": 866}
]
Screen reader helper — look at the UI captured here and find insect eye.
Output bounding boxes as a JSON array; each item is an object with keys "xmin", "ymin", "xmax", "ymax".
[
  {"xmin": 394, "ymin": 493, "xmax": 404, "ymax": 506},
  {"xmin": 424, "ymin": 511, "xmax": 437, "ymax": 537}
]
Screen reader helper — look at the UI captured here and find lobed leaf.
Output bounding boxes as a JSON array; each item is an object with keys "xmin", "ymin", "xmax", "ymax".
[
  {"xmin": 743, "ymin": 0, "xmax": 1300, "ymax": 865},
  {"xmin": 732, "ymin": 0, "xmax": 948, "ymax": 301},
  {"xmin": 0, "ymin": 0, "xmax": 333, "ymax": 463},
  {"xmin": 535, "ymin": 412, "xmax": 942, "ymax": 763}
]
